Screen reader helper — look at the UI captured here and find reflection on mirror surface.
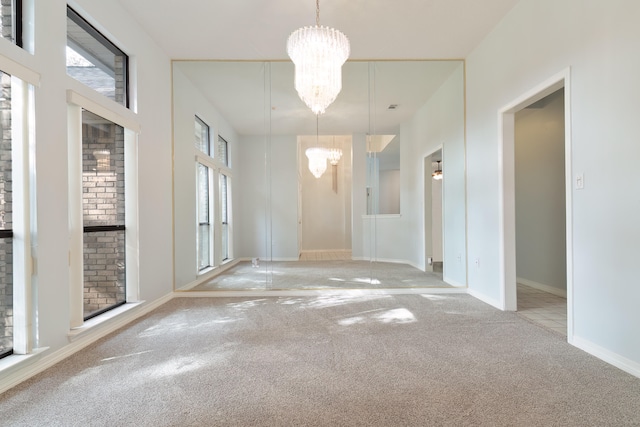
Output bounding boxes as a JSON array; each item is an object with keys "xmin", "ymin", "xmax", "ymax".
[{"xmin": 172, "ymin": 60, "xmax": 467, "ymax": 292}]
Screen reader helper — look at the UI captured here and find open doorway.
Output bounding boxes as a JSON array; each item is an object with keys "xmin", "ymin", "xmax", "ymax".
[
  {"xmin": 424, "ymin": 148, "xmax": 444, "ymax": 276},
  {"xmin": 298, "ymin": 135, "xmax": 352, "ymax": 260},
  {"xmin": 499, "ymin": 70, "xmax": 573, "ymax": 339},
  {"xmin": 515, "ymin": 89, "xmax": 567, "ymax": 335}
]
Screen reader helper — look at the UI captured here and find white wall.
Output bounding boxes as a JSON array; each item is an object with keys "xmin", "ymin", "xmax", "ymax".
[
  {"xmin": 235, "ymin": 135, "xmax": 299, "ymax": 261},
  {"xmin": 172, "ymin": 67, "xmax": 239, "ymax": 287},
  {"xmin": 466, "ymin": 0, "xmax": 640, "ymax": 373},
  {"xmin": 515, "ymin": 91, "xmax": 566, "ymax": 293},
  {"xmin": 379, "ymin": 169, "xmax": 400, "ymax": 215},
  {"xmin": 357, "ymin": 64, "xmax": 465, "ymax": 278},
  {"xmin": 0, "ymin": 0, "xmax": 173, "ymax": 387}
]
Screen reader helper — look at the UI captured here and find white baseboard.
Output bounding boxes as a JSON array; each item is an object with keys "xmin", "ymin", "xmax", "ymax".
[
  {"xmin": 0, "ymin": 292, "xmax": 174, "ymax": 395},
  {"xmin": 176, "ymin": 259, "xmax": 242, "ymax": 291},
  {"xmin": 571, "ymin": 336, "xmax": 640, "ymax": 379},
  {"xmin": 467, "ymin": 287, "xmax": 503, "ymax": 310},
  {"xmin": 443, "ymin": 276, "xmax": 467, "ymax": 288},
  {"xmin": 517, "ymin": 277, "xmax": 567, "ymax": 298}
]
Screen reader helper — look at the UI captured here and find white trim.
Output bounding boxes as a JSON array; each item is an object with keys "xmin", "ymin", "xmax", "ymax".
[
  {"xmin": 467, "ymin": 287, "xmax": 502, "ymax": 310},
  {"xmin": 516, "ymin": 277, "xmax": 567, "ymax": 298},
  {"xmin": 498, "ymin": 67, "xmax": 572, "ymax": 316},
  {"xmin": 67, "ymin": 104, "xmax": 84, "ymax": 329},
  {"xmin": 66, "ymin": 86, "xmax": 140, "ymax": 133},
  {"xmin": 11, "ymin": 77, "xmax": 34, "ymax": 354},
  {"xmin": 125, "ymin": 128, "xmax": 140, "ymax": 303},
  {"xmin": 443, "ymin": 276, "xmax": 467, "ymax": 288},
  {"xmin": 0, "ymin": 51, "xmax": 40, "ymax": 86},
  {"xmin": 571, "ymin": 336, "xmax": 640, "ymax": 379},
  {"xmin": 0, "ymin": 294, "xmax": 173, "ymax": 395},
  {"xmin": 361, "ymin": 214, "xmax": 401, "ymax": 219},
  {"xmin": 177, "ymin": 258, "xmax": 243, "ymax": 291}
]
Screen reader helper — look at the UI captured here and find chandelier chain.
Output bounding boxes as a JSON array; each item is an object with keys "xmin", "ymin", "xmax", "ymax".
[{"xmin": 316, "ymin": 0, "xmax": 320, "ymax": 26}]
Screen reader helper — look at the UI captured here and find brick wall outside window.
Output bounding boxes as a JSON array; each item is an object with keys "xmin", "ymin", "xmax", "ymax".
[
  {"xmin": 82, "ymin": 115, "xmax": 125, "ymax": 317},
  {"xmin": 0, "ymin": 71, "xmax": 12, "ymax": 354}
]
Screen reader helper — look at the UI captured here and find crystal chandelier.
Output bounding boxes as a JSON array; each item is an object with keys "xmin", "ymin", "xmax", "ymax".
[
  {"xmin": 287, "ymin": 0, "xmax": 350, "ymax": 115},
  {"xmin": 305, "ymin": 147, "xmax": 328, "ymax": 178},
  {"xmin": 432, "ymin": 161, "xmax": 443, "ymax": 180},
  {"xmin": 327, "ymin": 148, "xmax": 342, "ymax": 165}
]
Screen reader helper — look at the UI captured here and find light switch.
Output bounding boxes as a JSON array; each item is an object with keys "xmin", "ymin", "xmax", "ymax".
[{"xmin": 576, "ymin": 173, "xmax": 584, "ymax": 190}]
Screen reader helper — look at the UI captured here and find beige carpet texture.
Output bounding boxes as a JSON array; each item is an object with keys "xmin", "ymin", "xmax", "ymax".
[
  {"xmin": 1, "ymin": 293, "xmax": 639, "ymax": 426},
  {"xmin": 193, "ymin": 260, "xmax": 449, "ymax": 291}
]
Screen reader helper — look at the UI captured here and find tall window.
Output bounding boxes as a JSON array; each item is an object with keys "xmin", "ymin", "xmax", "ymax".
[
  {"xmin": 0, "ymin": 71, "xmax": 12, "ymax": 358},
  {"xmin": 82, "ymin": 110, "xmax": 126, "ymax": 320},
  {"xmin": 197, "ymin": 163, "xmax": 212, "ymax": 270},
  {"xmin": 66, "ymin": 7, "xmax": 128, "ymax": 107},
  {"xmin": 196, "ymin": 117, "xmax": 213, "ymax": 270},
  {"xmin": 220, "ymin": 173, "xmax": 229, "ymax": 262},
  {"xmin": 0, "ymin": 0, "xmax": 22, "ymax": 47}
]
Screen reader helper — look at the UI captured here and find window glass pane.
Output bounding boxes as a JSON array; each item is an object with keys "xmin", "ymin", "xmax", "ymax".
[
  {"xmin": 82, "ymin": 110, "xmax": 125, "ymax": 227},
  {"xmin": 82, "ymin": 109, "xmax": 126, "ymax": 320},
  {"xmin": 0, "ymin": 70, "xmax": 12, "ymax": 357},
  {"xmin": 83, "ymin": 230, "xmax": 125, "ymax": 319},
  {"xmin": 197, "ymin": 163, "xmax": 211, "ymax": 270},
  {"xmin": 195, "ymin": 116, "xmax": 209, "ymax": 154},
  {"xmin": 220, "ymin": 174, "xmax": 229, "ymax": 261},
  {"xmin": 0, "ymin": 237, "xmax": 11, "ymax": 357},
  {"xmin": 197, "ymin": 163, "xmax": 209, "ymax": 224},
  {"xmin": 218, "ymin": 135, "xmax": 228, "ymax": 166},
  {"xmin": 0, "ymin": 0, "xmax": 21, "ymax": 46},
  {"xmin": 67, "ymin": 7, "xmax": 128, "ymax": 106},
  {"xmin": 198, "ymin": 224, "xmax": 210, "ymax": 271}
]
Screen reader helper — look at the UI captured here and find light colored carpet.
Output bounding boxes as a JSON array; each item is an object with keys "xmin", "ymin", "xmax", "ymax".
[
  {"xmin": 193, "ymin": 260, "xmax": 449, "ymax": 291},
  {"xmin": 1, "ymin": 294, "xmax": 639, "ymax": 426}
]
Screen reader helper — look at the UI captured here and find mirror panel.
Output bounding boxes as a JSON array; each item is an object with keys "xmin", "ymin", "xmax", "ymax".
[{"xmin": 172, "ymin": 59, "xmax": 466, "ymax": 291}]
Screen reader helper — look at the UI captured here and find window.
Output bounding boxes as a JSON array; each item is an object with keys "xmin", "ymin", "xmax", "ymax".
[
  {"xmin": 195, "ymin": 116, "xmax": 210, "ymax": 155},
  {"xmin": 82, "ymin": 110, "xmax": 126, "ymax": 320},
  {"xmin": 218, "ymin": 135, "xmax": 228, "ymax": 166},
  {"xmin": 220, "ymin": 173, "xmax": 229, "ymax": 262},
  {"xmin": 0, "ymin": 0, "xmax": 22, "ymax": 47},
  {"xmin": 0, "ymin": 71, "xmax": 12, "ymax": 358},
  {"xmin": 196, "ymin": 116, "xmax": 213, "ymax": 270},
  {"xmin": 197, "ymin": 163, "xmax": 212, "ymax": 270},
  {"xmin": 66, "ymin": 7, "xmax": 128, "ymax": 107}
]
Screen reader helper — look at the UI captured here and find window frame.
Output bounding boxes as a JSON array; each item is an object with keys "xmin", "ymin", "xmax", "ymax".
[
  {"xmin": 66, "ymin": 6, "xmax": 129, "ymax": 108},
  {"xmin": 67, "ymin": 90, "xmax": 140, "ymax": 330}
]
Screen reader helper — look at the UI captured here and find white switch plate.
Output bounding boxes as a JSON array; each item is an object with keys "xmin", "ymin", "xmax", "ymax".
[{"xmin": 576, "ymin": 173, "xmax": 584, "ymax": 190}]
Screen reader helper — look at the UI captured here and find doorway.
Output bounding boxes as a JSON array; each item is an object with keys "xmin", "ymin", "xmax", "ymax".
[
  {"xmin": 514, "ymin": 89, "xmax": 567, "ymax": 335},
  {"xmin": 424, "ymin": 148, "xmax": 444, "ymax": 275},
  {"xmin": 499, "ymin": 69, "xmax": 573, "ymax": 338},
  {"xmin": 298, "ymin": 135, "xmax": 353, "ymax": 258}
]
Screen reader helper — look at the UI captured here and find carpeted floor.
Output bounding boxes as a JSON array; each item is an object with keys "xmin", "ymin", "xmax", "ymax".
[
  {"xmin": 192, "ymin": 260, "xmax": 449, "ymax": 291},
  {"xmin": 2, "ymin": 293, "xmax": 640, "ymax": 426}
]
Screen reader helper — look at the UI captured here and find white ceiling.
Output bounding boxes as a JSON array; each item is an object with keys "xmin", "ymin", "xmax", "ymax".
[
  {"xmin": 119, "ymin": 0, "xmax": 520, "ymax": 137},
  {"xmin": 118, "ymin": 0, "xmax": 520, "ymax": 60}
]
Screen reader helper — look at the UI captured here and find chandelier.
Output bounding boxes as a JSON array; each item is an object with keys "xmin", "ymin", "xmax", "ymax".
[
  {"xmin": 305, "ymin": 147, "xmax": 328, "ymax": 178},
  {"xmin": 287, "ymin": 0, "xmax": 350, "ymax": 115},
  {"xmin": 432, "ymin": 161, "xmax": 443, "ymax": 180}
]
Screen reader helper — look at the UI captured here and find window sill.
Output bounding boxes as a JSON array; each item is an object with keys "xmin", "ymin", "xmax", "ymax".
[
  {"xmin": 67, "ymin": 301, "xmax": 144, "ymax": 343},
  {"xmin": 0, "ymin": 347, "xmax": 49, "ymax": 373},
  {"xmin": 362, "ymin": 214, "xmax": 402, "ymax": 219}
]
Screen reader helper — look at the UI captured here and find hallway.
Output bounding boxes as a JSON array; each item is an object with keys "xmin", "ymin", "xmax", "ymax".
[{"xmin": 517, "ymin": 284, "xmax": 567, "ymax": 336}]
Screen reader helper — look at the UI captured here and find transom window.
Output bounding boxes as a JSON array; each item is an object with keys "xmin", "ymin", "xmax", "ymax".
[
  {"xmin": 66, "ymin": 6, "xmax": 128, "ymax": 107},
  {"xmin": 0, "ymin": 0, "xmax": 22, "ymax": 47}
]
